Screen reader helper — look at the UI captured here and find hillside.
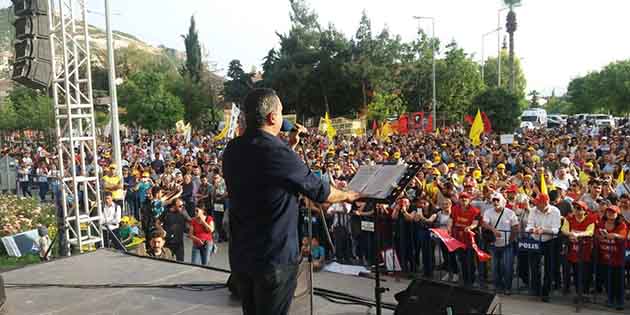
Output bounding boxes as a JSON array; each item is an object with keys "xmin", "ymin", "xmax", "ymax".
[{"xmin": 0, "ymin": 6, "xmax": 185, "ymax": 78}]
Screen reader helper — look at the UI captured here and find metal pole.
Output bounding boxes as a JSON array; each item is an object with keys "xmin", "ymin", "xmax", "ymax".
[
  {"xmin": 105, "ymin": 0, "xmax": 122, "ymax": 180},
  {"xmin": 431, "ymin": 18, "xmax": 436, "ymax": 131}
]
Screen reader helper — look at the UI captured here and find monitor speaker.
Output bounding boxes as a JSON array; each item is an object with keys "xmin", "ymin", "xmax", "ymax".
[{"xmin": 394, "ymin": 278, "xmax": 500, "ymax": 315}]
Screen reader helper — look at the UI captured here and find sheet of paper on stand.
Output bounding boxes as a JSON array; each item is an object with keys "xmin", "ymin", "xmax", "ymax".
[{"xmin": 348, "ymin": 164, "xmax": 407, "ymax": 199}]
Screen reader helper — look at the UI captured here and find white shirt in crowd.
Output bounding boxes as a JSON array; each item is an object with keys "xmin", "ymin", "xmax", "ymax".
[
  {"xmin": 525, "ymin": 205, "xmax": 561, "ymax": 242},
  {"xmin": 552, "ymin": 176, "xmax": 571, "ymax": 191},
  {"xmin": 483, "ymin": 207, "xmax": 519, "ymax": 247},
  {"xmin": 101, "ymin": 202, "xmax": 121, "ymax": 230}
]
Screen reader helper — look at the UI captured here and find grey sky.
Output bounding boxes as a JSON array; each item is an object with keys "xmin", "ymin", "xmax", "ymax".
[{"xmin": 83, "ymin": 0, "xmax": 630, "ymax": 96}]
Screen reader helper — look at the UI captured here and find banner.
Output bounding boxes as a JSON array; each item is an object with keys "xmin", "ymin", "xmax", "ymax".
[
  {"xmin": 500, "ymin": 134, "xmax": 514, "ymax": 145},
  {"xmin": 227, "ymin": 104, "xmax": 241, "ymax": 139},
  {"xmin": 518, "ymin": 238, "xmax": 542, "ymax": 253},
  {"xmin": 430, "ymin": 228, "xmax": 465, "ymax": 252},
  {"xmin": 410, "ymin": 112, "xmax": 424, "ymax": 130},
  {"xmin": 398, "ymin": 114, "xmax": 409, "ymax": 135},
  {"xmin": 467, "ymin": 230, "xmax": 491, "ymax": 262},
  {"xmin": 321, "ymin": 116, "xmax": 366, "ymax": 137}
]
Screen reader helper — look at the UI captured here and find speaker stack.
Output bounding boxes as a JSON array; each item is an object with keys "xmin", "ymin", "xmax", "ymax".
[{"xmin": 394, "ymin": 278, "xmax": 500, "ymax": 315}]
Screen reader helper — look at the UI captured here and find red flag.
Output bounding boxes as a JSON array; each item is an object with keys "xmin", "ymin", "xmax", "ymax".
[
  {"xmin": 398, "ymin": 115, "xmax": 409, "ymax": 135},
  {"xmin": 467, "ymin": 230, "xmax": 491, "ymax": 262},
  {"xmin": 424, "ymin": 114, "xmax": 433, "ymax": 133},
  {"xmin": 413, "ymin": 112, "xmax": 425, "ymax": 130},
  {"xmin": 430, "ymin": 228, "xmax": 466, "ymax": 252},
  {"xmin": 481, "ymin": 112, "xmax": 492, "ymax": 134},
  {"xmin": 464, "ymin": 115, "xmax": 474, "ymax": 125},
  {"xmin": 371, "ymin": 120, "xmax": 377, "ymax": 131}
]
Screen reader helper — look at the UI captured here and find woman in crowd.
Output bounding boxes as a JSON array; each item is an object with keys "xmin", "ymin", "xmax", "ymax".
[
  {"xmin": 595, "ymin": 205, "xmax": 627, "ymax": 310},
  {"xmin": 189, "ymin": 207, "xmax": 215, "ymax": 266}
]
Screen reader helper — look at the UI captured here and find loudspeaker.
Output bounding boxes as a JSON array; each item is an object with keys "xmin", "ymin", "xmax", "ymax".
[
  {"xmin": 12, "ymin": 0, "xmax": 49, "ymax": 16},
  {"xmin": 14, "ymin": 15, "xmax": 50, "ymax": 40},
  {"xmin": 394, "ymin": 279, "xmax": 500, "ymax": 315},
  {"xmin": 0, "ymin": 275, "xmax": 6, "ymax": 313},
  {"xmin": 12, "ymin": 58, "xmax": 52, "ymax": 90},
  {"xmin": 14, "ymin": 38, "xmax": 51, "ymax": 62}
]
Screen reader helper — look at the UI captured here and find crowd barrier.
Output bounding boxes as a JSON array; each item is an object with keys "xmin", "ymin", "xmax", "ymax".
[{"xmin": 297, "ymin": 213, "xmax": 630, "ymax": 310}]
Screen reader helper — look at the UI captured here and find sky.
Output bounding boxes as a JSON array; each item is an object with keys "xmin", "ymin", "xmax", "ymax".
[{"xmin": 79, "ymin": 0, "xmax": 630, "ymax": 96}]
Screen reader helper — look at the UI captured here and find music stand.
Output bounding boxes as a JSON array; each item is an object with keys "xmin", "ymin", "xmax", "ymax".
[{"xmin": 349, "ymin": 162, "xmax": 421, "ymax": 315}]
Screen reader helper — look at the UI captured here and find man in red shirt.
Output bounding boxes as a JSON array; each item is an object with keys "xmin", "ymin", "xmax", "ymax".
[{"xmin": 451, "ymin": 192, "xmax": 480, "ymax": 287}]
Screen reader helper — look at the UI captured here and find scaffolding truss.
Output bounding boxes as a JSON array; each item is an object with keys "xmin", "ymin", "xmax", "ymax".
[{"xmin": 48, "ymin": 0, "xmax": 103, "ymax": 253}]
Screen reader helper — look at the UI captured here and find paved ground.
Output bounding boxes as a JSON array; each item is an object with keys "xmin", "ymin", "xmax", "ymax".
[{"xmin": 190, "ymin": 240, "xmax": 625, "ymax": 315}]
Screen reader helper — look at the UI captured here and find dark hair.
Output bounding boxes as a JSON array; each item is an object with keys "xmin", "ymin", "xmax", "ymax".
[
  {"xmin": 151, "ymin": 228, "xmax": 166, "ymax": 239},
  {"xmin": 104, "ymin": 192, "xmax": 113, "ymax": 198},
  {"xmin": 243, "ymin": 88, "xmax": 280, "ymax": 129}
]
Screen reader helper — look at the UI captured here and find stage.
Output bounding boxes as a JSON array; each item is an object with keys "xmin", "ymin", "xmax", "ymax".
[{"xmin": 1, "ymin": 250, "xmax": 400, "ymax": 315}]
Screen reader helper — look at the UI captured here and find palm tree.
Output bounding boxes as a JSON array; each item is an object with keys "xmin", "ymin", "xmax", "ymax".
[{"xmin": 504, "ymin": 0, "xmax": 521, "ymax": 91}]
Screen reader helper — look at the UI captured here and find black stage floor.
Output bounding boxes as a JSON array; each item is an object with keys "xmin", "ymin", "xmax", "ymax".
[{"xmin": 1, "ymin": 250, "xmax": 396, "ymax": 315}]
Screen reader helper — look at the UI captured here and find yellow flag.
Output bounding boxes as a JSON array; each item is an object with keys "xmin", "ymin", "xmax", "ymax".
[
  {"xmin": 435, "ymin": 128, "xmax": 440, "ymax": 136},
  {"xmin": 324, "ymin": 112, "xmax": 336, "ymax": 141},
  {"xmin": 618, "ymin": 169, "xmax": 625, "ymax": 185},
  {"xmin": 379, "ymin": 122, "xmax": 394, "ymax": 141},
  {"xmin": 213, "ymin": 124, "xmax": 228, "ymax": 141},
  {"xmin": 469, "ymin": 109, "xmax": 483, "ymax": 146},
  {"xmin": 540, "ymin": 172, "xmax": 548, "ymax": 196}
]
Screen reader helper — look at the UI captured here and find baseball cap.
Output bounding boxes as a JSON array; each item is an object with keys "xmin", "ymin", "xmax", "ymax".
[{"xmin": 560, "ymin": 157, "xmax": 571, "ymax": 166}]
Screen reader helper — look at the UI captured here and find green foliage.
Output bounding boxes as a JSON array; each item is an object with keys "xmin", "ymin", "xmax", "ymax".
[
  {"xmin": 181, "ymin": 16, "xmax": 203, "ymax": 83},
  {"xmin": 223, "ymin": 59, "xmax": 253, "ymax": 104},
  {"xmin": 436, "ymin": 42, "xmax": 484, "ymax": 122},
  {"xmin": 170, "ymin": 77, "xmax": 220, "ymax": 131},
  {"xmin": 119, "ymin": 71, "xmax": 185, "ymax": 132},
  {"xmin": 5, "ymin": 87, "xmax": 53, "ymax": 132},
  {"xmin": 528, "ymin": 90, "xmax": 541, "ymax": 107},
  {"xmin": 0, "ymin": 97, "xmax": 19, "ymax": 131},
  {"xmin": 482, "ymin": 50, "xmax": 527, "ymax": 99},
  {"xmin": 566, "ymin": 59, "xmax": 630, "ymax": 115},
  {"xmin": 260, "ymin": 2, "xmax": 498, "ymax": 124},
  {"xmin": 545, "ymin": 96, "xmax": 573, "ymax": 114},
  {"xmin": 472, "ymin": 87, "xmax": 521, "ymax": 133},
  {"xmin": 367, "ymin": 92, "xmax": 407, "ymax": 122}
]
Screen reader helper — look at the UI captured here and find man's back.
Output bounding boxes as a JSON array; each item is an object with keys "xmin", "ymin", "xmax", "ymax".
[{"xmin": 223, "ymin": 130, "xmax": 330, "ymax": 273}]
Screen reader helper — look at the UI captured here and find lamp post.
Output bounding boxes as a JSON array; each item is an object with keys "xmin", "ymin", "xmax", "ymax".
[
  {"xmin": 481, "ymin": 27, "xmax": 501, "ymax": 84},
  {"xmin": 104, "ymin": 0, "xmax": 122, "ymax": 179},
  {"xmin": 412, "ymin": 16, "xmax": 436, "ymax": 130}
]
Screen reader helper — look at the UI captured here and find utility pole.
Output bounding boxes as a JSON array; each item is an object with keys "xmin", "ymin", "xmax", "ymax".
[{"xmin": 105, "ymin": 0, "xmax": 122, "ymax": 179}]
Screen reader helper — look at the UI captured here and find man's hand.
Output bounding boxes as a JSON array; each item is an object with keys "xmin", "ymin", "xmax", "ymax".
[{"xmin": 288, "ymin": 123, "xmax": 308, "ymax": 149}]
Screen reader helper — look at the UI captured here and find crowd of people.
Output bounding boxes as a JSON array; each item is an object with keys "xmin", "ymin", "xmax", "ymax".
[{"xmin": 4, "ymin": 119, "xmax": 630, "ymax": 310}]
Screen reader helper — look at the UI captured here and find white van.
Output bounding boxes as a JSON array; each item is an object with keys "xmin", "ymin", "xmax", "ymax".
[{"xmin": 520, "ymin": 109, "xmax": 548, "ymax": 129}]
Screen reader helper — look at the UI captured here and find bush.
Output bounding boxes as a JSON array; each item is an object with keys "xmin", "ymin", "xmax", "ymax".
[{"xmin": 0, "ymin": 194, "xmax": 56, "ymax": 237}]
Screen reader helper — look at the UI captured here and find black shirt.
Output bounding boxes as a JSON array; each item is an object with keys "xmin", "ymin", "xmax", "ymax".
[
  {"xmin": 158, "ymin": 209, "xmax": 188, "ymax": 246},
  {"xmin": 223, "ymin": 129, "xmax": 331, "ymax": 273}
]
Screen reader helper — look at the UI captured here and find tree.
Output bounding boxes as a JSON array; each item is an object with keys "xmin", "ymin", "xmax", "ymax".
[
  {"xmin": 367, "ymin": 92, "xmax": 407, "ymax": 122},
  {"xmin": 181, "ymin": 15, "xmax": 203, "ymax": 83},
  {"xmin": 504, "ymin": 0, "xmax": 522, "ymax": 91},
  {"xmin": 482, "ymin": 50, "xmax": 527, "ymax": 99},
  {"xmin": 6, "ymin": 86, "xmax": 53, "ymax": 132},
  {"xmin": 472, "ymin": 87, "xmax": 521, "ymax": 133},
  {"xmin": 223, "ymin": 59, "xmax": 253, "ymax": 104},
  {"xmin": 120, "ymin": 71, "xmax": 185, "ymax": 132},
  {"xmin": 436, "ymin": 41, "xmax": 484, "ymax": 122},
  {"xmin": 566, "ymin": 59, "xmax": 630, "ymax": 115},
  {"xmin": 528, "ymin": 90, "xmax": 540, "ymax": 107},
  {"xmin": 0, "ymin": 98, "xmax": 19, "ymax": 131}
]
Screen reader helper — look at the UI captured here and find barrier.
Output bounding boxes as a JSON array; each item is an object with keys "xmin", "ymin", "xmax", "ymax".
[{"xmin": 297, "ymin": 213, "xmax": 629, "ymax": 311}]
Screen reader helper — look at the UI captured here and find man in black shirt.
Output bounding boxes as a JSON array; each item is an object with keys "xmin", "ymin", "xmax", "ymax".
[
  {"xmin": 156, "ymin": 198, "xmax": 189, "ymax": 261},
  {"xmin": 223, "ymin": 88, "xmax": 360, "ymax": 315}
]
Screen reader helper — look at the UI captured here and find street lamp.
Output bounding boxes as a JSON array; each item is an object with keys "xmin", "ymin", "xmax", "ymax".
[
  {"xmin": 481, "ymin": 27, "xmax": 501, "ymax": 83},
  {"xmin": 104, "ymin": 0, "xmax": 122, "ymax": 180},
  {"xmin": 412, "ymin": 16, "xmax": 436, "ymax": 130}
]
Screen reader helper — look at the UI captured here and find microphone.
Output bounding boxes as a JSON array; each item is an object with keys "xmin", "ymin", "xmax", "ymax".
[{"xmin": 281, "ymin": 118, "xmax": 310, "ymax": 137}]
